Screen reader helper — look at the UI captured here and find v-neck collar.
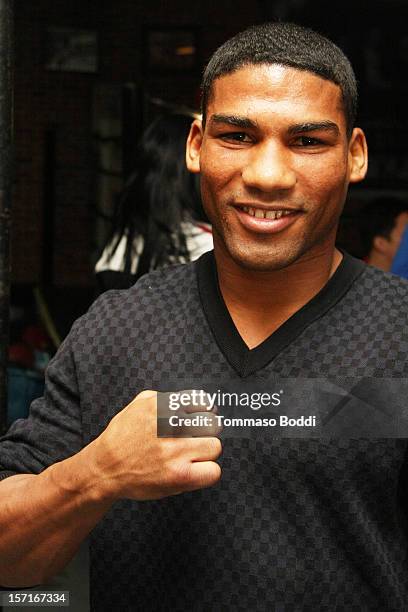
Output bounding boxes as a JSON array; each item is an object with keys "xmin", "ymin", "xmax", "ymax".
[{"xmin": 196, "ymin": 250, "xmax": 365, "ymax": 377}]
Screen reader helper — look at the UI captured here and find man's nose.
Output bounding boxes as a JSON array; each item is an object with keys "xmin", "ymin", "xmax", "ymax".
[{"xmin": 241, "ymin": 142, "xmax": 296, "ymax": 192}]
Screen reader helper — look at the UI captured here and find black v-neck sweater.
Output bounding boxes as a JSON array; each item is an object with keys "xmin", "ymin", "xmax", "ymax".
[{"xmin": 1, "ymin": 251, "xmax": 408, "ymax": 611}]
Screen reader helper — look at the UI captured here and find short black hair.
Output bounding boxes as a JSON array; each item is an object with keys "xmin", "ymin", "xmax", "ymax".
[
  {"xmin": 201, "ymin": 22, "xmax": 358, "ymax": 137},
  {"xmin": 358, "ymin": 198, "xmax": 408, "ymax": 256}
]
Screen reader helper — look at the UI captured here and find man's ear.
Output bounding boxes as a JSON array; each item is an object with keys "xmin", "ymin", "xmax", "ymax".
[
  {"xmin": 348, "ymin": 127, "xmax": 368, "ymax": 183},
  {"xmin": 186, "ymin": 119, "xmax": 203, "ymax": 174},
  {"xmin": 373, "ymin": 234, "xmax": 390, "ymax": 255}
]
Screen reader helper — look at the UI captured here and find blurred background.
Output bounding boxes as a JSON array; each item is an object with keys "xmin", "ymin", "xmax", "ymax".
[{"xmin": 6, "ymin": 0, "xmax": 408, "ymax": 421}]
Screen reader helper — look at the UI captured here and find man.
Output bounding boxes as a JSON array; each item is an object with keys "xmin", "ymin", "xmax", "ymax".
[
  {"xmin": 1, "ymin": 22, "xmax": 408, "ymax": 611},
  {"xmin": 359, "ymin": 197, "xmax": 408, "ymax": 271}
]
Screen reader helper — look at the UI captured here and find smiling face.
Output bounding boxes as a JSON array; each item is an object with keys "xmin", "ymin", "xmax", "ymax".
[{"xmin": 187, "ymin": 64, "xmax": 367, "ymax": 271}]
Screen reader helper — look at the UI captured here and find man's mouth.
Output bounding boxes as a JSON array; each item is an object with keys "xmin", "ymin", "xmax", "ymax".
[{"xmin": 234, "ymin": 204, "xmax": 301, "ymax": 234}]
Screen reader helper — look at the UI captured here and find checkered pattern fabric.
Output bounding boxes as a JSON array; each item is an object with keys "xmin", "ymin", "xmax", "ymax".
[{"xmin": 1, "ymin": 256, "xmax": 408, "ymax": 611}]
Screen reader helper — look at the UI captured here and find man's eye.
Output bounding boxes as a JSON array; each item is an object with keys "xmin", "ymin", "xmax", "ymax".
[
  {"xmin": 295, "ymin": 136, "xmax": 323, "ymax": 146},
  {"xmin": 220, "ymin": 132, "xmax": 251, "ymax": 143}
]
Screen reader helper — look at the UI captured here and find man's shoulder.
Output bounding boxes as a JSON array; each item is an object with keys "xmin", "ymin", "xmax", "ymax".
[
  {"xmin": 84, "ymin": 260, "xmax": 200, "ymax": 326},
  {"xmin": 348, "ymin": 260, "xmax": 408, "ymax": 321},
  {"xmin": 64, "ymin": 261, "xmax": 203, "ymax": 357},
  {"xmin": 357, "ymin": 262, "xmax": 408, "ymax": 298}
]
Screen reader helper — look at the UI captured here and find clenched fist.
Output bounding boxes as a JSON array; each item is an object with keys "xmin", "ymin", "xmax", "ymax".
[{"xmin": 86, "ymin": 390, "xmax": 222, "ymax": 502}]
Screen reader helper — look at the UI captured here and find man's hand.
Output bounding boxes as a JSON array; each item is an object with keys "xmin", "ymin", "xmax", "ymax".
[{"xmin": 86, "ymin": 390, "xmax": 222, "ymax": 502}]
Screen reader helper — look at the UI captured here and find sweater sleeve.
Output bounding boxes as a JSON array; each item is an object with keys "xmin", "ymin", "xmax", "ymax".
[{"xmin": 0, "ymin": 320, "xmax": 83, "ymax": 479}]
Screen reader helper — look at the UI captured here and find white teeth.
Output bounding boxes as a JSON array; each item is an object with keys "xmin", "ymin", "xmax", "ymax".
[
  {"xmin": 265, "ymin": 210, "xmax": 276, "ymax": 220},
  {"xmin": 254, "ymin": 209, "xmax": 264, "ymax": 219}
]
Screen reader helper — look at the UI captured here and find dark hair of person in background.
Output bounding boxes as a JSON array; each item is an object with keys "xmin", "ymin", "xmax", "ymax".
[
  {"xmin": 201, "ymin": 21, "xmax": 358, "ymax": 137},
  {"xmin": 95, "ymin": 113, "xmax": 210, "ymax": 292},
  {"xmin": 358, "ymin": 197, "xmax": 408, "ymax": 258}
]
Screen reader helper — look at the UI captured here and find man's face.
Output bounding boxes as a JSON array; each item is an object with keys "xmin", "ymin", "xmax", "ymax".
[{"xmin": 187, "ymin": 64, "xmax": 367, "ymax": 271}]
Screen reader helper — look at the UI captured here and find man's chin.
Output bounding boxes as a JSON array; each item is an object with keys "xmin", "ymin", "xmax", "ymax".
[
  {"xmin": 227, "ymin": 247, "xmax": 300, "ymax": 273},
  {"xmin": 212, "ymin": 230, "xmax": 309, "ymax": 272}
]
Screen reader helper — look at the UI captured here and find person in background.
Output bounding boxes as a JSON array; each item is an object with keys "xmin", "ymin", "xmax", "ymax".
[
  {"xmin": 95, "ymin": 113, "xmax": 213, "ymax": 292},
  {"xmin": 391, "ymin": 224, "xmax": 408, "ymax": 280},
  {"xmin": 358, "ymin": 197, "xmax": 408, "ymax": 271}
]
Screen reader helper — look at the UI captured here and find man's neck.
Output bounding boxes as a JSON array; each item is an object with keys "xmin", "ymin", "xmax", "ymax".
[{"xmin": 214, "ymin": 246, "xmax": 343, "ymax": 349}]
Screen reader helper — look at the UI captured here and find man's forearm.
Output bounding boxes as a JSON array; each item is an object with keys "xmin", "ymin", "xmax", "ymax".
[
  {"xmin": 0, "ymin": 444, "xmax": 113, "ymax": 587},
  {"xmin": 0, "ymin": 390, "xmax": 222, "ymax": 587}
]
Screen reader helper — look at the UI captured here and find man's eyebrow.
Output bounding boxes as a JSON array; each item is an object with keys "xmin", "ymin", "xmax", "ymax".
[
  {"xmin": 208, "ymin": 114, "xmax": 258, "ymax": 129},
  {"xmin": 287, "ymin": 121, "xmax": 340, "ymax": 136}
]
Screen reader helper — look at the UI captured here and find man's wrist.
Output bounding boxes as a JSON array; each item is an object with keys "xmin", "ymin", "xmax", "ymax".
[{"xmin": 45, "ymin": 443, "xmax": 117, "ymax": 508}]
